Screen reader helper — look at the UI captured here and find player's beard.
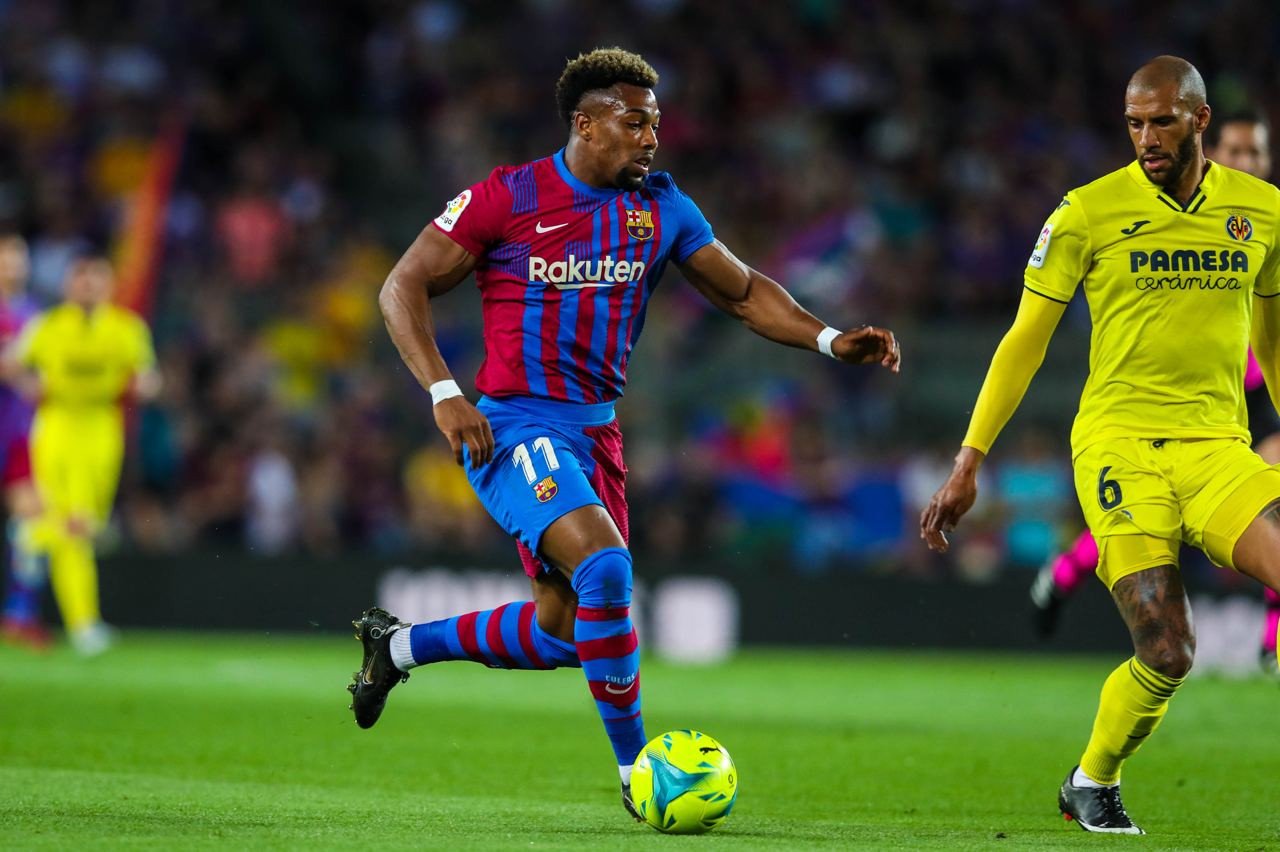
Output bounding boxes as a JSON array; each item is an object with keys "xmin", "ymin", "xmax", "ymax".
[
  {"xmin": 614, "ymin": 165, "xmax": 645, "ymax": 192},
  {"xmin": 1146, "ymin": 132, "xmax": 1197, "ymax": 188}
]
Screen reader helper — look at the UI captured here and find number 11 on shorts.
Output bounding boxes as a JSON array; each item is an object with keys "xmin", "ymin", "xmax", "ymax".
[{"xmin": 513, "ymin": 437, "xmax": 561, "ymax": 484}]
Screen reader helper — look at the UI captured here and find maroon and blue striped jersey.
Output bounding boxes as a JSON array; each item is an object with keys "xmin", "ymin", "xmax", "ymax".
[{"xmin": 432, "ymin": 148, "xmax": 714, "ymax": 404}]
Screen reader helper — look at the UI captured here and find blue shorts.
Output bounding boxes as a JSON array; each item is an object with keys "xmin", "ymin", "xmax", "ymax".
[{"xmin": 465, "ymin": 396, "xmax": 629, "ymax": 577}]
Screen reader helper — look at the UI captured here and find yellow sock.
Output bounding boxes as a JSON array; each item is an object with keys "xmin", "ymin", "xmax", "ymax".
[
  {"xmin": 47, "ymin": 531, "xmax": 100, "ymax": 633},
  {"xmin": 1080, "ymin": 657, "xmax": 1183, "ymax": 785}
]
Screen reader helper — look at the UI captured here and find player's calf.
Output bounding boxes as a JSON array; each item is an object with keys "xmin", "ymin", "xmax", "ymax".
[
  {"xmin": 348, "ymin": 599, "xmax": 585, "ymax": 726},
  {"xmin": 570, "ymin": 547, "xmax": 646, "ymax": 786}
]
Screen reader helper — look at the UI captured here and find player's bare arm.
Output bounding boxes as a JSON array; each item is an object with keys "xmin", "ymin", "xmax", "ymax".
[
  {"xmin": 0, "ymin": 340, "xmax": 39, "ymax": 402},
  {"xmin": 920, "ymin": 288, "xmax": 1066, "ymax": 552},
  {"xmin": 379, "ymin": 225, "xmax": 495, "ymax": 467},
  {"xmin": 678, "ymin": 240, "xmax": 901, "ymax": 371},
  {"xmin": 132, "ymin": 369, "xmax": 162, "ymax": 401}
]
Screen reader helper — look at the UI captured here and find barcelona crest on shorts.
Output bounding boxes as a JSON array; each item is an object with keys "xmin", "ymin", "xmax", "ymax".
[
  {"xmin": 534, "ymin": 475, "xmax": 558, "ymax": 503},
  {"xmin": 1226, "ymin": 213, "xmax": 1253, "ymax": 241},
  {"xmin": 626, "ymin": 209, "xmax": 654, "ymax": 241}
]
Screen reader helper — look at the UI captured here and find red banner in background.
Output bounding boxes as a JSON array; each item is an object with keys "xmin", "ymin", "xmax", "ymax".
[{"xmin": 112, "ymin": 116, "xmax": 185, "ymax": 318}]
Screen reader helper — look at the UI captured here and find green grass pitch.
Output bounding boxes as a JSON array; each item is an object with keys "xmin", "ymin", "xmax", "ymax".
[{"xmin": 1, "ymin": 633, "xmax": 1277, "ymax": 849}]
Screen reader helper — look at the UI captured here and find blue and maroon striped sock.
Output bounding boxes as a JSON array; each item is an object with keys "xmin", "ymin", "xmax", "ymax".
[
  {"xmin": 571, "ymin": 547, "xmax": 646, "ymax": 769},
  {"xmin": 392, "ymin": 601, "xmax": 580, "ymax": 670}
]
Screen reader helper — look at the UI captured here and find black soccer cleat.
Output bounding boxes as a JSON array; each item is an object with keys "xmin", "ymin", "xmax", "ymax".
[
  {"xmin": 1058, "ymin": 766, "xmax": 1145, "ymax": 834},
  {"xmin": 347, "ymin": 607, "xmax": 409, "ymax": 729},
  {"xmin": 1030, "ymin": 563, "xmax": 1066, "ymax": 639},
  {"xmin": 622, "ymin": 783, "xmax": 643, "ymax": 822}
]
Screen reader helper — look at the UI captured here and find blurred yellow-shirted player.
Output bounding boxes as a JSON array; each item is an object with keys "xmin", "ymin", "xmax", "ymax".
[{"xmin": 8, "ymin": 256, "xmax": 158, "ymax": 653}]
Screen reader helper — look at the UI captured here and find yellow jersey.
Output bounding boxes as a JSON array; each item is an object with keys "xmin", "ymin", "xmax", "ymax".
[
  {"xmin": 15, "ymin": 302, "xmax": 155, "ymax": 410},
  {"xmin": 1024, "ymin": 160, "xmax": 1280, "ymax": 456}
]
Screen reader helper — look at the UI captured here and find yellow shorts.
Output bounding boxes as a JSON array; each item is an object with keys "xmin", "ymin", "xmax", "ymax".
[
  {"xmin": 1073, "ymin": 437, "xmax": 1280, "ymax": 588},
  {"xmin": 30, "ymin": 407, "xmax": 124, "ymax": 528}
]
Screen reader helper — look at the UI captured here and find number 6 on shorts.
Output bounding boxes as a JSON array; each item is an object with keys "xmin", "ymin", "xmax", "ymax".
[{"xmin": 1098, "ymin": 465, "xmax": 1123, "ymax": 510}]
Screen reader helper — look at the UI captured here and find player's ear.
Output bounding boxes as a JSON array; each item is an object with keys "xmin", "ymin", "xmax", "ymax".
[
  {"xmin": 1194, "ymin": 104, "xmax": 1211, "ymax": 135},
  {"xmin": 573, "ymin": 110, "xmax": 592, "ymax": 142}
]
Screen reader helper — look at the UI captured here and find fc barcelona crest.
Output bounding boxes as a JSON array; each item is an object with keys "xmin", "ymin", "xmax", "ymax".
[
  {"xmin": 626, "ymin": 209, "xmax": 654, "ymax": 241},
  {"xmin": 534, "ymin": 475, "xmax": 558, "ymax": 503},
  {"xmin": 1226, "ymin": 213, "xmax": 1253, "ymax": 241}
]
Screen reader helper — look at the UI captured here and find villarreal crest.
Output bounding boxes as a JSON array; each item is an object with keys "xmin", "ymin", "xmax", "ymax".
[
  {"xmin": 626, "ymin": 209, "xmax": 654, "ymax": 241},
  {"xmin": 1226, "ymin": 213, "xmax": 1253, "ymax": 241},
  {"xmin": 534, "ymin": 475, "xmax": 558, "ymax": 503}
]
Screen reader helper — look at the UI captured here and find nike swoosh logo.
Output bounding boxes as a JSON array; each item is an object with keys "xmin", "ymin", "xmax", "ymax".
[
  {"xmin": 551, "ymin": 282, "xmax": 615, "ymax": 290},
  {"xmin": 1120, "ymin": 220, "xmax": 1151, "ymax": 236},
  {"xmin": 604, "ymin": 682, "xmax": 633, "ymax": 695},
  {"xmin": 536, "ymin": 222, "xmax": 568, "ymax": 233}
]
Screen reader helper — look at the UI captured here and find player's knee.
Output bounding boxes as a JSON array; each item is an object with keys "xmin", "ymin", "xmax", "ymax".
[
  {"xmin": 535, "ymin": 598, "xmax": 576, "ymax": 643},
  {"xmin": 569, "ymin": 546, "xmax": 632, "ymax": 609},
  {"xmin": 531, "ymin": 572, "xmax": 577, "ymax": 641},
  {"xmin": 1137, "ymin": 628, "xmax": 1196, "ymax": 679}
]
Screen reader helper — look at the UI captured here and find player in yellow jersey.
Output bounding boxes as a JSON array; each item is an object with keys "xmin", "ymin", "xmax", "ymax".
[
  {"xmin": 7, "ymin": 255, "xmax": 158, "ymax": 654},
  {"xmin": 921, "ymin": 56, "xmax": 1280, "ymax": 835},
  {"xmin": 1028, "ymin": 110, "xmax": 1280, "ymax": 670}
]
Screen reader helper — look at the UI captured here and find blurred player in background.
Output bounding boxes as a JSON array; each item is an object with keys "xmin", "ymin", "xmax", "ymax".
[
  {"xmin": 349, "ymin": 47, "xmax": 900, "ymax": 819},
  {"xmin": 7, "ymin": 255, "xmax": 159, "ymax": 654},
  {"xmin": 0, "ymin": 234, "xmax": 48, "ymax": 648},
  {"xmin": 1029, "ymin": 109, "xmax": 1280, "ymax": 670},
  {"xmin": 922, "ymin": 57, "xmax": 1280, "ymax": 833}
]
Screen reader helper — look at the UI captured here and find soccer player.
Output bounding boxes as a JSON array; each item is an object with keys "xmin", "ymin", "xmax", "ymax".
[
  {"xmin": 1029, "ymin": 110, "xmax": 1280, "ymax": 670},
  {"xmin": 921, "ymin": 57, "xmax": 1280, "ymax": 834},
  {"xmin": 348, "ymin": 47, "xmax": 900, "ymax": 818},
  {"xmin": 0, "ymin": 234, "xmax": 48, "ymax": 648},
  {"xmin": 8, "ymin": 255, "xmax": 159, "ymax": 654}
]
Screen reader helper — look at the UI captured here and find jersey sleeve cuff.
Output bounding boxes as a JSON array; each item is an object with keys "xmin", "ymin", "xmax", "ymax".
[
  {"xmin": 675, "ymin": 233, "xmax": 715, "ymax": 264},
  {"xmin": 430, "ymin": 220, "xmax": 484, "ymax": 258},
  {"xmin": 1021, "ymin": 282, "xmax": 1071, "ymax": 305}
]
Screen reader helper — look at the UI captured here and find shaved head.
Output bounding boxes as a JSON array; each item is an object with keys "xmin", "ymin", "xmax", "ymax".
[
  {"xmin": 1123, "ymin": 55, "xmax": 1211, "ymax": 198},
  {"xmin": 1127, "ymin": 55, "xmax": 1207, "ymax": 111}
]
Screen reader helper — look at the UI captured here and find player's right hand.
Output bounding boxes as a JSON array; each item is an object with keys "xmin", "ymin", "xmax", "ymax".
[
  {"xmin": 434, "ymin": 397, "xmax": 494, "ymax": 468},
  {"xmin": 919, "ymin": 470, "xmax": 978, "ymax": 553},
  {"xmin": 831, "ymin": 325, "xmax": 901, "ymax": 373}
]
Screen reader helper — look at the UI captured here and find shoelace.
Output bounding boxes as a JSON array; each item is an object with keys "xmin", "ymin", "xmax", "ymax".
[{"xmin": 1093, "ymin": 786, "xmax": 1132, "ymax": 825}]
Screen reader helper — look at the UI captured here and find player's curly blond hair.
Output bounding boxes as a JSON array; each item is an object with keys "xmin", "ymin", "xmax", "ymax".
[{"xmin": 555, "ymin": 48, "xmax": 658, "ymax": 127}]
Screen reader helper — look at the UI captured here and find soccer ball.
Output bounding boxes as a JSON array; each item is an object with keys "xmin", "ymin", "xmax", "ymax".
[{"xmin": 630, "ymin": 730, "xmax": 737, "ymax": 834}]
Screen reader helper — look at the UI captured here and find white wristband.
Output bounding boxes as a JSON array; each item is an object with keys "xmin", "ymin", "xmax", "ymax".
[
  {"xmin": 428, "ymin": 379, "xmax": 464, "ymax": 406},
  {"xmin": 816, "ymin": 327, "xmax": 840, "ymax": 359}
]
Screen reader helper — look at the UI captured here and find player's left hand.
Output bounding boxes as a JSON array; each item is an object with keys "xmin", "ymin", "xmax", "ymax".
[{"xmin": 832, "ymin": 326, "xmax": 901, "ymax": 372}]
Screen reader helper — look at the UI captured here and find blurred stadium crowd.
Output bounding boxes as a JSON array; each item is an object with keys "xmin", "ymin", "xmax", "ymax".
[{"xmin": 0, "ymin": 0, "xmax": 1274, "ymax": 579}]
